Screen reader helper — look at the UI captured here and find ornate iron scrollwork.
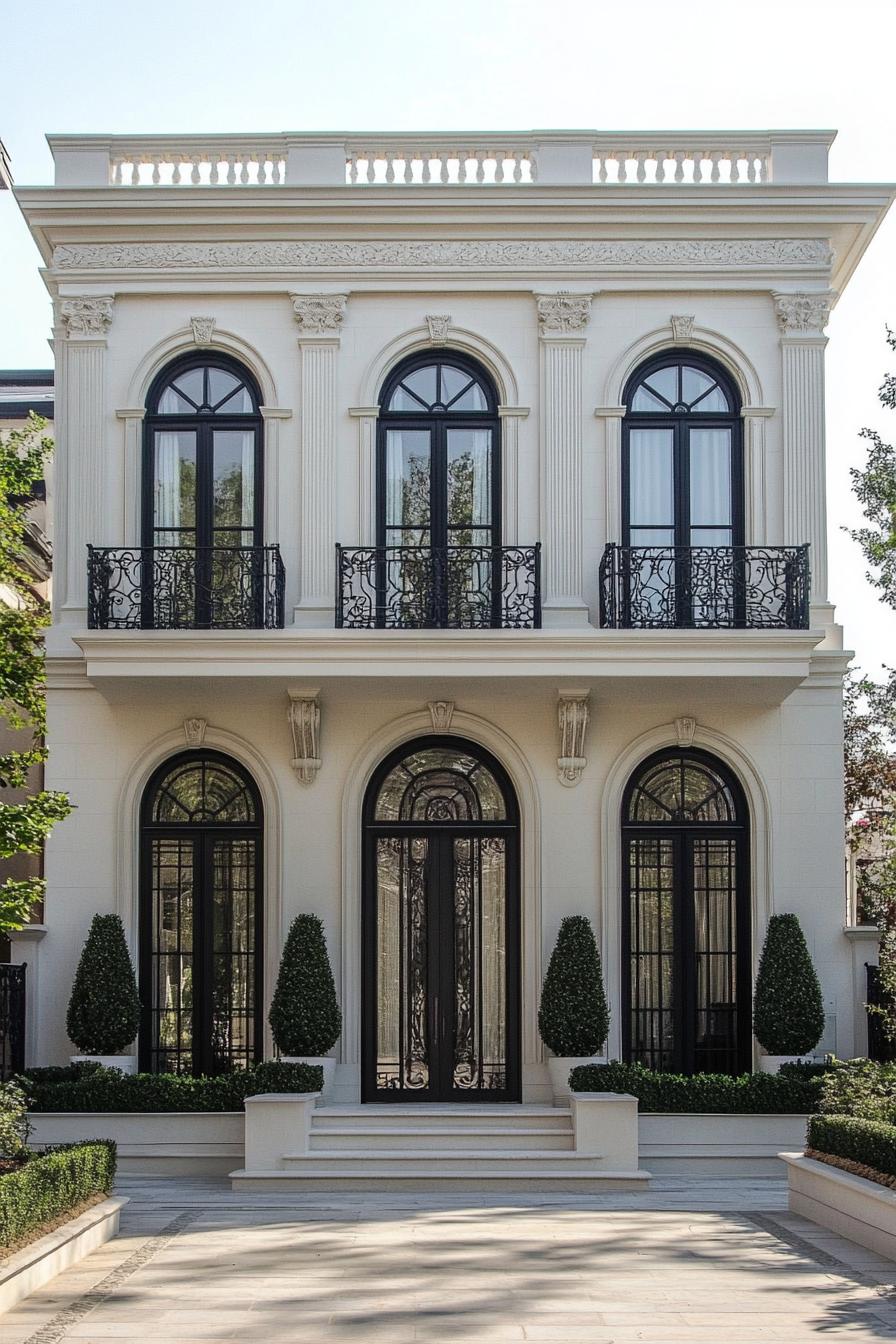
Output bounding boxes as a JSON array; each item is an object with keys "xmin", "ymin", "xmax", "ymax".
[{"xmin": 87, "ymin": 546, "xmax": 285, "ymax": 630}]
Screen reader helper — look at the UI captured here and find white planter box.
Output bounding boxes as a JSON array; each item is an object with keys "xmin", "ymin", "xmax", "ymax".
[
  {"xmin": 28, "ymin": 1112, "xmax": 244, "ymax": 1175},
  {"xmin": 783, "ymin": 1152, "xmax": 896, "ymax": 1260},
  {"xmin": 758, "ymin": 1055, "xmax": 813, "ymax": 1074},
  {"xmin": 70, "ymin": 1055, "xmax": 137, "ymax": 1074},
  {"xmin": 547, "ymin": 1056, "xmax": 606, "ymax": 1103},
  {"xmin": 639, "ymin": 1112, "xmax": 808, "ymax": 1174},
  {"xmin": 0, "ymin": 1196, "xmax": 126, "ymax": 1314}
]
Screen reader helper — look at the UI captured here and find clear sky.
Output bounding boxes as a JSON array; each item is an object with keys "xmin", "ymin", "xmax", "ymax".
[{"xmin": 2, "ymin": 0, "xmax": 895, "ymax": 671}]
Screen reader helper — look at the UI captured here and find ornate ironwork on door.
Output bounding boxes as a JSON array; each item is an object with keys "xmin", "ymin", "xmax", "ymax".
[
  {"xmin": 622, "ymin": 749, "xmax": 751, "ymax": 1075},
  {"xmin": 0, "ymin": 965, "xmax": 26, "ymax": 1080},
  {"xmin": 362, "ymin": 738, "xmax": 520, "ymax": 1101}
]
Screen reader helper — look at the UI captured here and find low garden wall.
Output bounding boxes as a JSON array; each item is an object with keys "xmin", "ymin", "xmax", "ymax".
[{"xmin": 28, "ymin": 1113, "xmax": 243, "ymax": 1176}]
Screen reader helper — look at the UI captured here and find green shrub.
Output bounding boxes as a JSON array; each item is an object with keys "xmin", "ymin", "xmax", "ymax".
[
  {"xmin": 24, "ymin": 1060, "xmax": 322, "ymax": 1113},
  {"xmin": 753, "ymin": 913, "xmax": 825, "ymax": 1055},
  {"xmin": 269, "ymin": 914, "xmax": 342, "ymax": 1056},
  {"xmin": 808, "ymin": 1113, "xmax": 896, "ymax": 1180},
  {"xmin": 0, "ymin": 1141, "xmax": 116, "ymax": 1248},
  {"xmin": 538, "ymin": 916, "xmax": 610, "ymax": 1057},
  {"xmin": 569, "ymin": 1060, "xmax": 823, "ymax": 1113},
  {"xmin": 0, "ymin": 1080, "xmax": 29, "ymax": 1159},
  {"xmin": 818, "ymin": 1057, "xmax": 896, "ymax": 1123},
  {"xmin": 16, "ymin": 1062, "xmax": 103, "ymax": 1086},
  {"xmin": 66, "ymin": 914, "xmax": 141, "ymax": 1055},
  {"xmin": 778, "ymin": 1060, "xmax": 834, "ymax": 1081}
]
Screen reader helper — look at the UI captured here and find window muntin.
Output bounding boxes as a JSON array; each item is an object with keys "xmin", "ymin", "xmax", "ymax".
[
  {"xmin": 626, "ymin": 755, "xmax": 738, "ymax": 824},
  {"xmin": 373, "ymin": 746, "xmax": 508, "ymax": 823},
  {"xmin": 385, "ymin": 360, "xmax": 491, "ymax": 414},
  {"xmin": 150, "ymin": 756, "xmax": 257, "ymax": 825}
]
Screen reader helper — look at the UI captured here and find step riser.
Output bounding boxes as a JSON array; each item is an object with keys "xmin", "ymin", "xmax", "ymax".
[
  {"xmin": 232, "ymin": 1174, "xmax": 648, "ymax": 1192},
  {"xmin": 282, "ymin": 1156, "xmax": 609, "ymax": 1174},
  {"xmin": 312, "ymin": 1117, "xmax": 571, "ymax": 1132},
  {"xmin": 309, "ymin": 1133, "xmax": 574, "ymax": 1152}
]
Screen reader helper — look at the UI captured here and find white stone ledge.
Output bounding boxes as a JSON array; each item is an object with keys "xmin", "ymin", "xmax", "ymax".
[
  {"xmin": 0, "ymin": 1196, "xmax": 126, "ymax": 1315},
  {"xmin": 783, "ymin": 1152, "xmax": 896, "ymax": 1260}
]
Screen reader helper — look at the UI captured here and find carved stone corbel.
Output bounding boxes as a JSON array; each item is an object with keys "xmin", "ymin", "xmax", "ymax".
[
  {"xmin": 288, "ymin": 689, "xmax": 321, "ymax": 784},
  {"xmin": 670, "ymin": 314, "xmax": 695, "ymax": 343},
  {"xmin": 427, "ymin": 700, "xmax": 454, "ymax": 732},
  {"xmin": 675, "ymin": 715, "xmax": 697, "ymax": 748},
  {"xmin": 557, "ymin": 689, "xmax": 590, "ymax": 786},
  {"xmin": 425, "ymin": 314, "xmax": 451, "ymax": 344},
  {"xmin": 58, "ymin": 295, "xmax": 114, "ymax": 338},
  {"xmin": 291, "ymin": 293, "xmax": 348, "ymax": 336},
  {"xmin": 183, "ymin": 717, "xmax": 207, "ymax": 747},
  {"xmin": 190, "ymin": 316, "xmax": 216, "ymax": 345}
]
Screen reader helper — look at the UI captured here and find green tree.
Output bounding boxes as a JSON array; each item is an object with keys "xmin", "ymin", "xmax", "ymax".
[
  {"xmin": 849, "ymin": 329, "xmax": 896, "ymax": 608},
  {"xmin": 538, "ymin": 916, "xmax": 610, "ymax": 1057},
  {"xmin": 0, "ymin": 415, "xmax": 71, "ymax": 930},
  {"xmin": 269, "ymin": 914, "xmax": 342, "ymax": 1056},
  {"xmin": 66, "ymin": 914, "xmax": 141, "ymax": 1055},
  {"xmin": 844, "ymin": 668, "xmax": 896, "ymax": 848},
  {"xmin": 753, "ymin": 914, "xmax": 825, "ymax": 1056}
]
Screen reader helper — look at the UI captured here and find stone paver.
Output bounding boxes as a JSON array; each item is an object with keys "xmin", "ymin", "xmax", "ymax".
[{"xmin": 0, "ymin": 1175, "xmax": 894, "ymax": 1342}]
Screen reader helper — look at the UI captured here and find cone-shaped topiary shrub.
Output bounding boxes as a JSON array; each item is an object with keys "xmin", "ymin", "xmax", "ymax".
[
  {"xmin": 538, "ymin": 915, "xmax": 610, "ymax": 1057},
  {"xmin": 269, "ymin": 914, "xmax": 342, "ymax": 1056},
  {"xmin": 66, "ymin": 914, "xmax": 141, "ymax": 1055},
  {"xmin": 753, "ymin": 912, "xmax": 825, "ymax": 1056}
]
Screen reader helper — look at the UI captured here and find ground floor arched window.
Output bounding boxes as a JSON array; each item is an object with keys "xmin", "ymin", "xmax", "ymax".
[
  {"xmin": 139, "ymin": 750, "xmax": 263, "ymax": 1075},
  {"xmin": 362, "ymin": 736, "xmax": 521, "ymax": 1101},
  {"xmin": 621, "ymin": 748, "xmax": 751, "ymax": 1075}
]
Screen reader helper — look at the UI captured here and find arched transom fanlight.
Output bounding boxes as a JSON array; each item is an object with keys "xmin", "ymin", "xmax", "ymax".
[
  {"xmin": 629, "ymin": 360, "xmax": 734, "ymax": 415},
  {"xmin": 153, "ymin": 362, "xmax": 257, "ymax": 416},
  {"xmin": 384, "ymin": 360, "xmax": 492, "ymax": 414},
  {"xmin": 150, "ymin": 755, "xmax": 258, "ymax": 824},
  {"xmin": 626, "ymin": 752, "xmax": 740, "ymax": 824},
  {"xmin": 374, "ymin": 746, "xmax": 507, "ymax": 822}
]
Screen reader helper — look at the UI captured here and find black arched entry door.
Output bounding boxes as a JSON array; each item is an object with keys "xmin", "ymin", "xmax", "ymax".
[
  {"xmin": 622, "ymin": 749, "xmax": 751, "ymax": 1075},
  {"xmin": 362, "ymin": 737, "xmax": 521, "ymax": 1101}
]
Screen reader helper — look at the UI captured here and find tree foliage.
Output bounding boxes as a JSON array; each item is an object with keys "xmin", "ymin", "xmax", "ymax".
[
  {"xmin": 538, "ymin": 915, "xmax": 610, "ymax": 1057},
  {"xmin": 66, "ymin": 914, "xmax": 141, "ymax": 1055},
  {"xmin": 269, "ymin": 914, "xmax": 342, "ymax": 1056},
  {"xmin": 844, "ymin": 667, "xmax": 896, "ymax": 846},
  {"xmin": 0, "ymin": 415, "xmax": 71, "ymax": 929},
  {"xmin": 849, "ymin": 329, "xmax": 896, "ymax": 609},
  {"xmin": 753, "ymin": 913, "xmax": 825, "ymax": 1056}
]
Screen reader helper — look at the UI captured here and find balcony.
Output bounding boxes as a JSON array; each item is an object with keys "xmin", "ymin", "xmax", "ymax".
[
  {"xmin": 87, "ymin": 545, "xmax": 285, "ymax": 630},
  {"xmin": 599, "ymin": 544, "xmax": 810, "ymax": 630},
  {"xmin": 336, "ymin": 544, "xmax": 541, "ymax": 630}
]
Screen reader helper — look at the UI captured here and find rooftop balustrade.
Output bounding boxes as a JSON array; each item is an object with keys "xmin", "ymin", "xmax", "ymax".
[{"xmin": 47, "ymin": 130, "xmax": 834, "ymax": 188}]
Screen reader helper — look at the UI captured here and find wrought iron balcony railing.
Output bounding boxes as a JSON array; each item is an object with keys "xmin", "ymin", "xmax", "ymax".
[
  {"xmin": 87, "ymin": 545, "xmax": 285, "ymax": 630},
  {"xmin": 599, "ymin": 544, "xmax": 810, "ymax": 630},
  {"xmin": 337, "ymin": 544, "xmax": 541, "ymax": 630}
]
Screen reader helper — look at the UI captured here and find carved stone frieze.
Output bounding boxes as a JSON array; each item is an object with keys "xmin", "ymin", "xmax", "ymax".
[
  {"xmin": 288, "ymin": 689, "xmax": 321, "ymax": 785},
  {"xmin": 190, "ymin": 316, "xmax": 216, "ymax": 345},
  {"xmin": 773, "ymin": 291, "xmax": 833, "ymax": 334},
  {"xmin": 425, "ymin": 314, "xmax": 452, "ymax": 344},
  {"xmin": 53, "ymin": 239, "xmax": 833, "ymax": 272},
  {"xmin": 557, "ymin": 690, "xmax": 591, "ymax": 787},
  {"xmin": 675, "ymin": 715, "xmax": 697, "ymax": 748},
  {"xmin": 427, "ymin": 700, "xmax": 454, "ymax": 732},
  {"xmin": 291, "ymin": 293, "xmax": 348, "ymax": 336},
  {"xmin": 535, "ymin": 291, "xmax": 592, "ymax": 336},
  {"xmin": 671, "ymin": 314, "xmax": 695, "ymax": 342},
  {"xmin": 183, "ymin": 717, "xmax": 207, "ymax": 747},
  {"xmin": 58, "ymin": 295, "xmax": 114, "ymax": 337}
]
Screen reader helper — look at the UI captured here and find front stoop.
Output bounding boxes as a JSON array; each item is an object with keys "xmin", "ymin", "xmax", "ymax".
[{"xmin": 231, "ymin": 1094, "xmax": 650, "ymax": 1192}]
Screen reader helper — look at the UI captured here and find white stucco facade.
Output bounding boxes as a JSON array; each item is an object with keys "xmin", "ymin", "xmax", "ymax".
[{"xmin": 13, "ymin": 130, "xmax": 893, "ymax": 1098}]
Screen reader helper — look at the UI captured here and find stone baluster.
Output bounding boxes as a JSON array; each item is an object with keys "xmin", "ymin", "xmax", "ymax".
[
  {"xmin": 292, "ymin": 293, "xmax": 348, "ymax": 626},
  {"xmin": 535, "ymin": 292, "xmax": 593, "ymax": 626}
]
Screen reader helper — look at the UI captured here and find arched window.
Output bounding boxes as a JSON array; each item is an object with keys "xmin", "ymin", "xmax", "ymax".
[
  {"xmin": 144, "ymin": 355, "xmax": 263, "ymax": 553},
  {"xmin": 362, "ymin": 737, "xmax": 520, "ymax": 1101},
  {"xmin": 374, "ymin": 354, "xmax": 501, "ymax": 626},
  {"xmin": 139, "ymin": 750, "xmax": 263, "ymax": 1076},
  {"xmin": 622, "ymin": 352, "xmax": 742, "ymax": 551},
  {"xmin": 622, "ymin": 749, "xmax": 750, "ymax": 1076}
]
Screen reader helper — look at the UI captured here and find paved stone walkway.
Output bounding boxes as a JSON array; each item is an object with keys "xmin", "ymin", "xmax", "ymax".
[{"xmin": 1, "ymin": 1175, "xmax": 895, "ymax": 1341}]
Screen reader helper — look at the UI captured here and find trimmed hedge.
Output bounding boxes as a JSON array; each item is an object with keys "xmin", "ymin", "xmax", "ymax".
[
  {"xmin": 67, "ymin": 914, "xmax": 141, "ymax": 1056},
  {"xmin": 269, "ymin": 914, "xmax": 342, "ymax": 1057},
  {"xmin": 538, "ymin": 916, "xmax": 610, "ymax": 1057},
  {"xmin": 568, "ymin": 1060, "xmax": 823, "ymax": 1113},
  {"xmin": 808, "ymin": 1113, "xmax": 896, "ymax": 1180},
  {"xmin": 753, "ymin": 913, "xmax": 825, "ymax": 1055},
  {"xmin": 0, "ymin": 1141, "xmax": 116, "ymax": 1249},
  {"xmin": 23, "ymin": 1061, "xmax": 323, "ymax": 1113},
  {"xmin": 818, "ymin": 1058, "xmax": 896, "ymax": 1123}
]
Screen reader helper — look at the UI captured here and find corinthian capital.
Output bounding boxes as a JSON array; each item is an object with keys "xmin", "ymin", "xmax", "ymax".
[
  {"xmin": 58, "ymin": 295, "xmax": 114, "ymax": 337},
  {"xmin": 773, "ymin": 291, "xmax": 833, "ymax": 335},
  {"xmin": 535, "ymin": 291, "xmax": 592, "ymax": 337},
  {"xmin": 291, "ymin": 292, "xmax": 348, "ymax": 336}
]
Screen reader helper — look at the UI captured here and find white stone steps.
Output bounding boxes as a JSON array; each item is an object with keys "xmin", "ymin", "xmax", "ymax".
[
  {"xmin": 229, "ymin": 1166, "xmax": 649, "ymax": 1192},
  {"xmin": 311, "ymin": 1106, "xmax": 571, "ymax": 1130},
  {"xmin": 309, "ymin": 1126, "xmax": 574, "ymax": 1151},
  {"xmin": 282, "ymin": 1149, "xmax": 613, "ymax": 1174}
]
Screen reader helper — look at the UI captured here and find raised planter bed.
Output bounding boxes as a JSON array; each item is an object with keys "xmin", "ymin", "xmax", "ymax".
[
  {"xmin": 639, "ymin": 1113, "xmax": 807, "ymax": 1174},
  {"xmin": 28, "ymin": 1113, "xmax": 243, "ymax": 1175},
  {"xmin": 783, "ymin": 1152, "xmax": 896, "ymax": 1260},
  {"xmin": 0, "ymin": 1196, "xmax": 126, "ymax": 1314}
]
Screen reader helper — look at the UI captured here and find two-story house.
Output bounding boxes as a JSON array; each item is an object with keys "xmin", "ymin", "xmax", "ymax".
[{"xmin": 12, "ymin": 130, "xmax": 894, "ymax": 1104}]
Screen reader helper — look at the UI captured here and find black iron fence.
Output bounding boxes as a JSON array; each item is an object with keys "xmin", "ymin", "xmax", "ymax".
[
  {"xmin": 599, "ymin": 544, "xmax": 810, "ymax": 630},
  {"xmin": 87, "ymin": 546, "xmax": 285, "ymax": 630},
  {"xmin": 0, "ymin": 965, "xmax": 25, "ymax": 1080},
  {"xmin": 337, "ymin": 544, "xmax": 541, "ymax": 629}
]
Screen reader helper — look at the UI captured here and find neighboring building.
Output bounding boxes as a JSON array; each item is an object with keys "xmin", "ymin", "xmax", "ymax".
[{"xmin": 11, "ymin": 130, "xmax": 894, "ymax": 1095}]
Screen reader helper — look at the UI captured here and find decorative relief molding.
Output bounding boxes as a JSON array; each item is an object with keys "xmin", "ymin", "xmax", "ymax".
[
  {"xmin": 535, "ymin": 291, "xmax": 592, "ymax": 336},
  {"xmin": 425, "ymin": 314, "xmax": 452, "ymax": 344},
  {"xmin": 53, "ymin": 239, "xmax": 833, "ymax": 272},
  {"xmin": 670, "ymin": 314, "xmax": 695, "ymax": 343},
  {"xmin": 675, "ymin": 715, "xmax": 697, "ymax": 748},
  {"xmin": 190, "ymin": 315, "xmax": 215, "ymax": 345},
  {"xmin": 58, "ymin": 295, "xmax": 114, "ymax": 336},
  {"xmin": 183, "ymin": 717, "xmax": 207, "ymax": 747},
  {"xmin": 557, "ymin": 690, "xmax": 591, "ymax": 787},
  {"xmin": 291, "ymin": 293, "xmax": 348, "ymax": 336},
  {"xmin": 773, "ymin": 291, "xmax": 833, "ymax": 334},
  {"xmin": 427, "ymin": 700, "xmax": 455, "ymax": 732},
  {"xmin": 287, "ymin": 689, "xmax": 321, "ymax": 785}
]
